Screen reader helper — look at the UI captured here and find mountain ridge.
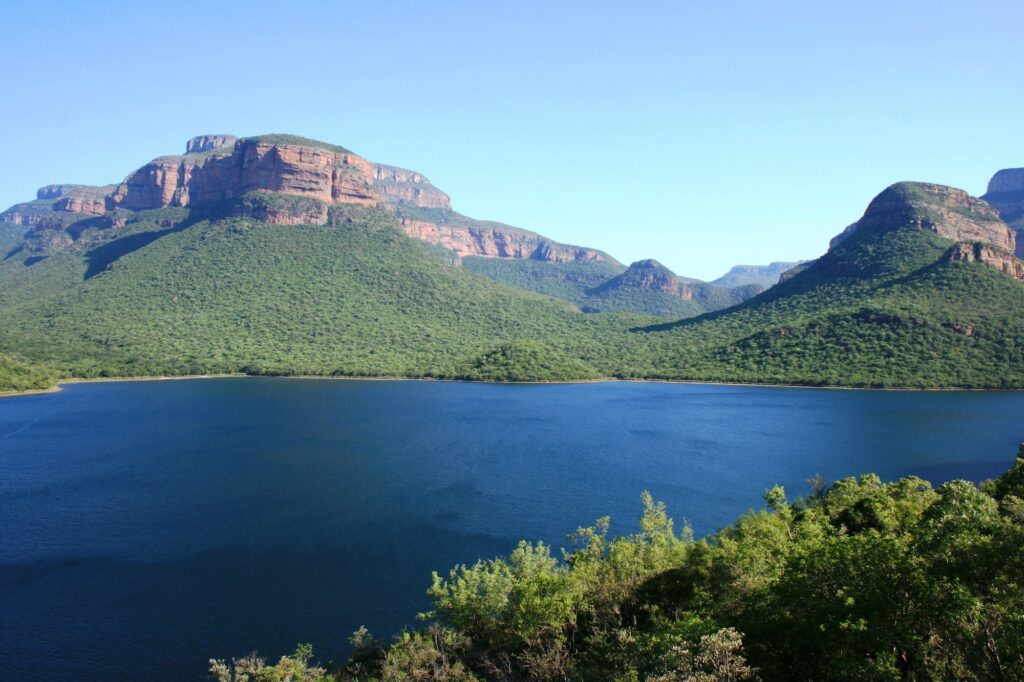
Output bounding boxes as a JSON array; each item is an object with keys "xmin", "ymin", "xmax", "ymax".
[
  {"xmin": 0, "ymin": 133, "xmax": 757, "ymax": 316},
  {"xmin": 1, "ymin": 135, "xmax": 1022, "ymax": 391}
]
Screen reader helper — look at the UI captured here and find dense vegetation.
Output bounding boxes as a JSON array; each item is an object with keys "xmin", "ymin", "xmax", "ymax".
[
  {"xmin": 0, "ymin": 205, "xmax": 649, "ymax": 387},
  {"xmin": 210, "ymin": 445, "xmax": 1024, "ymax": 681},
  {"xmin": 625, "ymin": 225, "xmax": 1024, "ymax": 388},
  {"xmin": 1, "ymin": 181, "xmax": 1023, "ymax": 392},
  {"xmin": 462, "ymin": 257, "xmax": 626, "ymax": 306},
  {"xmin": 462, "ymin": 256, "xmax": 759, "ymax": 318},
  {"xmin": 463, "ymin": 340, "xmax": 600, "ymax": 382},
  {"xmin": 243, "ymin": 134, "xmax": 353, "ymax": 154},
  {"xmin": 0, "ymin": 352, "xmax": 58, "ymax": 393}
]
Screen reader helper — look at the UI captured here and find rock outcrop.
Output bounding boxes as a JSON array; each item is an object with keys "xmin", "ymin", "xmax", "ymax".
[
  {"xmin": 853, "ymin": 183, "xmax": 1013, "ymax": 251},
  {"xmin": 1, "ymin": 185, "xmax": 115, "ymax": 225},
  {"xmin": 828, "ymin": 181, "xmax": 1021, "ymax": 280},
  {"xmin": 398, "ymin": 217, "xmax": 608, "ymax": 262},
  {"xmin": 235, "ymin": 193, "xmax": 330, "ymax": 226},
  {"xmin": 711, "ymin": 262, "xmax": 801, "ymax": 288},
  {"xmin": 982, "ymin": 167, "xmax": 1024, "ymax": 258},
  {"xmin": 830, "ymin": 182, "xmax": 1015, "ymax": 252},
  {"xmin": 373, "ymin": 164, "xmax": 451, "ymax": 209},
  {"xmin": 37, "ymin": 185, "xmax": 111, "ymax": 216},
  {"xmin": 106, "ymin": 139, "xmax": 379, "ymax": 214},
  {"xmin": 986, "ymin": 168, "xmax": 1024, "ymax": 195},
  {"xmin": 946, "ymin": 241, "xmax": 1024, "ymax": 281},
  {"xmin": 828, "ymin": 222, "xmax": 859, "ymax": 250},
  {"xmin": 185, "ymin": 135, "xmax": 238, "ymax": 154},
  {"xmin": 593, "ymin": 259, "xmax": 695, "ymax": 299},
  {"xmin": 1, "ymin": 133, "xmax": 613, "ymax": 262}
]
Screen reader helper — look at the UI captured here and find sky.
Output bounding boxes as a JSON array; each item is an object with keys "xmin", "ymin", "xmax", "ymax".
[{"xmin": 1, "ymin": 0, "xmax": 1022, "ymax": 281}]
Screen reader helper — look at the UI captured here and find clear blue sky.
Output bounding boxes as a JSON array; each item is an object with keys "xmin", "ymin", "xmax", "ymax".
[{"xmin": 2, "ymin": 1, "xmax": 1021, "ymax": 280}]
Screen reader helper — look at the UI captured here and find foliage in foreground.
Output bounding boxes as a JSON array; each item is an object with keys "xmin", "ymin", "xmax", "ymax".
[{"xmin": 211, "ymin": 446, "xmax": 1024, "ymax": 681}]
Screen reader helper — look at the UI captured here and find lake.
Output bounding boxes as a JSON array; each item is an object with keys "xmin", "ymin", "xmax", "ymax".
[{"xmin": 1, "ymin": 378, "xmax": 1022, "ymax": 680}]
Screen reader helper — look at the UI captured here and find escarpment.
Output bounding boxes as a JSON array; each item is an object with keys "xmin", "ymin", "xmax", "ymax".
[
  {"xmin": 1, "ymin": 134, "xmax": 605, "ymax": 263},
  {"xmin": 105, "ymin": 138, "xmax": 380, "ymax": 212},
  {"xmin": 827, "ymin": 182, "xmax": 1021, "ymax": 279},
  {"xmin": 982, "ymin": 167, "xmax": 1024, "ymax": 258},
  {"xmin": 397, "ymin": 218, "xmax": 610, "ymax": 263}
]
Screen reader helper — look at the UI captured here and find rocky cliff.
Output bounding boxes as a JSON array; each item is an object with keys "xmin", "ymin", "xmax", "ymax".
[
  {"xmin": 981, "ymin": 167, "xmax": 1024, "ymax": 258},
  {"xmin": 945, "ymin": 241, "xmax": 1024, "ymax": 280},
  {"xmin": 105, "ymin": 136, "xmax": 453, "ymax": 219},
  {"xmin": 591, "ymin": 259, "xmax": 696, "ymax": 299},
  {"xmin": 1, "ymin": 184, "xmax": 116, "ymax": 225},
  {"xmin": 44, "ymin": 185, "xmax": 114, "ymax": 216},
  {"xmin": 6, "ymin": 125, "xmax": 615, "ymax": 273},
  {"xmin": 373, "ymin": 164, "xmax": 451, "ymax": 209},
  {"xmin": 185, "ymin": 135, "xmax": 238, "ymax": 154},
  {"xmin": 1, "ymin": 133, "xmax": 607, "ymax": 263},
  {"xmin": 828, "ymin": 181, "xmax": 1022, "ymax": 281},
  {"xmin": 105, "ymin": 136, "xmax": 380, "ymax": 212},
  {"xmin": 986, "ymin": 168, "xmax": 1024, "ymax": 195},
  {"xmin": 398, "ymin": 218, "xmax": 608, "ymax": 262},
  {"xmin": 711, "ymin": 262, "xmax": 801, "ymax": 288}
]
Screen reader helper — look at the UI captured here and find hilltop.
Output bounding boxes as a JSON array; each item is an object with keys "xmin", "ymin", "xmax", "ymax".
[{"xmin": 632, "ymin": 182, "xmax": 1024, "ymax": 387}]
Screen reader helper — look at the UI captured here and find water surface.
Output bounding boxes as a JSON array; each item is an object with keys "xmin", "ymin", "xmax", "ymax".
[{"xmin": 1, "ymin": 378, "xmax": 1021, "ymax": 680}]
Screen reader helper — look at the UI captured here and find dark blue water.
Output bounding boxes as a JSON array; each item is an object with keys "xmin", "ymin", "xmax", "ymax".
[{"xmin": 0, "ymin": 378, "xmax": 1021, "ymax": 680}]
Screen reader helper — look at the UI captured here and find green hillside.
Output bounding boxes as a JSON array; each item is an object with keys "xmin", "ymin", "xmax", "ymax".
[
  {"xmin": 0, "ymin": 205, "xmax": 650, "ymax": 385},
  {"xmin": 628, "ymin": 184, "xmax": 1024, "ymax": 388},
  {"xmin": 0, "ymin": 352, "xmax": 59, "ymax": 394},
  {"xmin": 464, "ymin": 255, "xmax": 759, "ymax": 317},
  {"xmin": 1, "ymin": 144, "xmax": 1023, "ymax": 393},
  {"xmin": 461, "ymin": 256, "xmax": 626, "ymax": 304}
]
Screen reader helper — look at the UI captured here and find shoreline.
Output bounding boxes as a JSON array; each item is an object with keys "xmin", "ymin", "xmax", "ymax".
[{"xmin": 2, "ymin": 371, "xmax": 1022, "ymax": 399}]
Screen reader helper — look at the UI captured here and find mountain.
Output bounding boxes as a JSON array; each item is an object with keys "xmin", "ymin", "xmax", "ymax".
[
  {"xmin": 0, "ymin": 135, "xmax": 647, "ymax": 386},
  {"xmin": 581, "ymin": 259, "xmax": 760, "ymax": 316},
  {"xmin": 711, "ymin": 261, "xmax": 802, "ymax": 288},
  {"xmin": 2, "ymin": 135, "xmax": 1023, "ymax": 390},
  {"xmin": 981, "ymin": 167, "xmax": 1024, "ymax": 257},
  {"xmin": 1, "ymin": 133, "xmax": 758, "ymax": 321},
  {"xmin": 635, "ymin": 182, "xmax": 1024, "ymax": 387},
  {"xmin": 0, "ymin": 134, "xmax": 611, "ymax": 261},
  {"xmin": 463, "ymin": 257, "xmax": 759, "ymax": 317}
]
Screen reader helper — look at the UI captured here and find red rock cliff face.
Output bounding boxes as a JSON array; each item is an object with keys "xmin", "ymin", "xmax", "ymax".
[
  {"xmin": 35, "ymin": 185, "xmax": 111, "ymax": 216},
  {"xmin": 398, "ymin": 219, "xmax": 609, "ymax": 262},
  {"xmin": 947, "ymin": 242, "xmax": 1024, "ymax": 281},
  {"xmin": 373, "ymin": 164, "xmax": 451, "ymax": 209},
  {"xmin": 5, "ymin": 134, "xmax": 611, "ymax": 263},
  {"xmin": 829, "ymin": 182, "xmax": 1022, "ymax": 280},
  {"xmin": 107, "ymin": 140, "xmax": 380, "ymax": 213},
  {"xmin": 105, "ymin": 139, "xmax": 460, "ymax": 221},
  {"xmin": 839, "ymin": 183, "xmax": 1015, "ymax": 252}
]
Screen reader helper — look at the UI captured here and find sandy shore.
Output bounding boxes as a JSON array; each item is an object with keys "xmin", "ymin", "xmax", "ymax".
[{"xmin": 2, "ymin": 372, "xmax": 1020, "ymax": 399}]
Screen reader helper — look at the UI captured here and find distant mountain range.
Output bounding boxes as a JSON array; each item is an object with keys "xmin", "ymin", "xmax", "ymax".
[
  {"xmin": 710, "ymin": 262, "xmax": 803, "ymax": 288},
  {"xmin": 1, "ymin": 134, "xmax": 1021, "ymax": 389}
]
